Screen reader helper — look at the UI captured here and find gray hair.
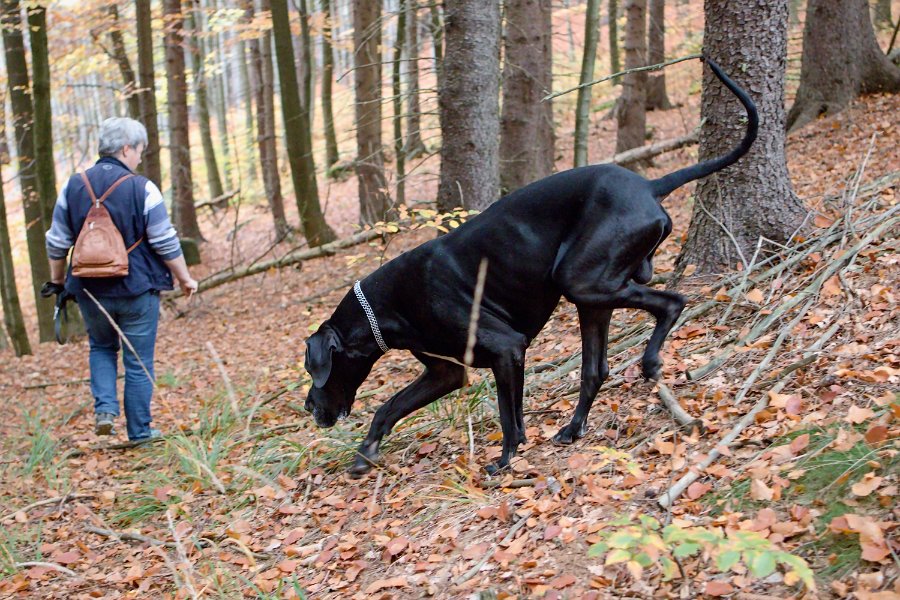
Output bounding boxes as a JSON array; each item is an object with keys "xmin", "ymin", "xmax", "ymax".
[{"xmin": 98, "ymin": 117, "xmax": 148, "ymax": 157}]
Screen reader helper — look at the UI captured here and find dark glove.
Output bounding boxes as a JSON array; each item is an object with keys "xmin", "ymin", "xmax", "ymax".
[
  {"xmin": 41, "ymin": 282, "xmax": 73, "ymax": 344},
  {"xmin": 41, "ymin": 281, "xmax": 65, "ymax": 298}
]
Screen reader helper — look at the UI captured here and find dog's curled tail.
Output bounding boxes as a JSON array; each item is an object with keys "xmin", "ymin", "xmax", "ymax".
[{"xmin": 649, "ymin": 56, "xmax": 759, "ymax": 200}]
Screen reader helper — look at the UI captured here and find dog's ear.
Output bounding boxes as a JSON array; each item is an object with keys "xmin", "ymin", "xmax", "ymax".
[{"xmin": 305, "ymin": 326, "xmax": 342, "ymax": 388}]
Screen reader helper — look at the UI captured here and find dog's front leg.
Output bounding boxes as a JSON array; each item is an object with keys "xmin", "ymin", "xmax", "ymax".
[
  {"xmin": 349, "ymin": 357, "xmax": 465, "ymax": 478},
  {"xmin": 553, "ymin": 307, "xmax": 612, "ymax": 445},
  {"xmin": 485, "ymin": 348, "xmax": 526, "ymax": 476}
]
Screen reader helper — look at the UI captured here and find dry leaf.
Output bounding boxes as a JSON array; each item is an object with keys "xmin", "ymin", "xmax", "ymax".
[
  {"xmin": 750, "ymin": 479, "xmax": 774, "ymax": 501},
  {"xmin": 364, "ymin": 576, "xmax": 408, "ymax": 594},
  {"xmin": 851, "ymin": 473, "xmax": 883, "ymax": 497},
  {"xmin": 846, "ymin": 405, "xmax": 876, "ymax": 424},
  {"xmin": 705, "ymin": 580, "xmax": 735, "ymax": 596},
  {"xmin": 745, "ymin": 288, "xmax": 764, "ymax": 303}
]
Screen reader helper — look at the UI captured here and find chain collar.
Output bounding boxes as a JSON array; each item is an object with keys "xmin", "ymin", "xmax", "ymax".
[{"xmin": 353, "ymin": 281, "xmax": 389, "ymax": 354}]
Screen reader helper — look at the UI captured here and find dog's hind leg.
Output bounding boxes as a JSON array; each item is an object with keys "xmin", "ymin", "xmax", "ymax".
[
  {"xmin": 552, "ymin": 307, "xmax": 612, "ymax": 445},
  {"xmin": 349, "ymin": 356, "xmax": 465, "ymax": 477}
]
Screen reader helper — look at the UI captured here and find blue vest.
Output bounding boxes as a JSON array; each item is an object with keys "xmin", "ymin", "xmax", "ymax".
[{"xmin": 64, "ymin": 157, "xmax": 174, "ymax": 298}]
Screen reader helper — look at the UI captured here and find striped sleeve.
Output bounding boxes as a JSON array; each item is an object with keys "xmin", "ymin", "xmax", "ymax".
[
  {"xmin": 45, "ymin": 180, "xmax": 74, "ymax": 260},
  {"xmin": 143, "ymin": 181, "xmax": 183, "ymax": 260}
]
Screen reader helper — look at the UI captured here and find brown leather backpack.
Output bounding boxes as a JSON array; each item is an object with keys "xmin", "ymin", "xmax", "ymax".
[{"xmin": 71, "ymin": 171, "xmax": 142, "ymax": 278}]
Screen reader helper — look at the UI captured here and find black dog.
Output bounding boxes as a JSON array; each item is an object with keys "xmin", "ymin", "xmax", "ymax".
[{"xmin": 305, "ymin": 56, "xmax": 757, "ymax": 476}]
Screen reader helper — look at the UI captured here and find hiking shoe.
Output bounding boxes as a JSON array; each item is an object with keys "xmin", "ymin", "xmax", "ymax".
[
  {"xmin": 95, "ymin": 413, "xmax": 116, "ymax": 436},
  {"xmin": 131, "ymin": 428, "xmax": 163, "ymax": 444}
]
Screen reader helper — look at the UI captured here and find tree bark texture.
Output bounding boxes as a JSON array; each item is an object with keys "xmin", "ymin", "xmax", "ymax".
[
  {"xmin": 429, "ymin": 3, "xmax": 444, "ymax": 88},
  {"xmin": 676, "ymin": 0, "xmax": 806, "ymax": 275},
  {"xmin": 574, "ymin": 0, "xmax": 601, "ymax": 168},
  {"xmin": 189, "ymin": 0, "xmax": 225, "ymax": 201},
  {"xmin": 26, "ymin": 5, "xmax": 56, "ymax": 230},
  {"xmin": 99, "ymin": 4, "xmax": 141, "ymax": 120},
  {"xmin": 392, "ymin": 0, "xmax": 406, "ymax": 206},
  {"xmin": 609, "ymin": 0, "xmax": 621, "ymax": 83},
  {"xmin": 0, "ymin": 162, "xmax": 31, "ymax": 355},
  {"xmin": 645, "ymin": 0, "xmax": 672, "ymax": 110},
  {"xmin": 615, "ymin": 0, "xmax": 647, "ymax": 157},
  {"xmin": 163, "ymin": 0, "xmax": 203, "ymax": 241},
  {"xmin": 298, "ymin": 0, "xmax": 315, "ymax": 128},
  {"xmin": 499, "ymin": 0, "xmax": 555, "ymax": 193},
  {"xmin": 320, "ymin": 0, "xmax": 340, "ymax": 169},
  {"xmin": 2, "ymin": 0, "xmax": 55, "ymax": 342},
  {"xmin": 246, "ymin": 0, "xmax": 288, "ymax": 237},
  {"xmin": 353, "ymin": 0, "xmax": 393, "ymax": 224},
  {"xmin": 136, "ymin": 0, "xmax": 163, "ymax": 187},
  {"xmin": 404, "ymin": 0, "xmax": 427, "ymax": 158},
  {"xmin": 786, "ymin": 0, "xmax": 900, "ymax": 132},
  {"xmin": 271, "ymin": 0, "xmax": 335, "ymax": 244},
  {"xmin": 437, "ymin": 0, "xmax": 500, "ymax": 212}
]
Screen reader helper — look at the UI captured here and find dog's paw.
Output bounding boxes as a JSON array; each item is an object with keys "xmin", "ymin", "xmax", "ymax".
[
  {"xmin": 347, "ymin": 451, "xmax": 378, "ymax": 478},
  {"xmin": 642, "ymin": 356, "xmax": 662, "ymax": 381},
  {"xmin": 484, "ymin": 461, "xmax": 510, "ymax": 477},
  {"xmin": 552, "ymin": 422, "xmax": 586, "ymax": 446}
]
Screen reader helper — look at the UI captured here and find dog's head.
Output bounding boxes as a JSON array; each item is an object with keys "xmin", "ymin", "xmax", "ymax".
[{"xmin": 304, "ymin": 322, "xmax": 375, "ymax": 428}]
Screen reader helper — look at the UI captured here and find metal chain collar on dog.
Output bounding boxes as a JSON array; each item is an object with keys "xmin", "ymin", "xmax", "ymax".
[{"xmin": 353, "ymin": 281, "xmax": 390, "ymax": 354}]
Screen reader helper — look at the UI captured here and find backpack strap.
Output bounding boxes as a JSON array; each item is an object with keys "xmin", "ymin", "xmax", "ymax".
[
  {"xmin": 79, "ymin": 171, "xmax": 135, "ymax": 207},
  {"xmin": 126, "ymin": 237, "xmax": 143, "ymax": 254}
]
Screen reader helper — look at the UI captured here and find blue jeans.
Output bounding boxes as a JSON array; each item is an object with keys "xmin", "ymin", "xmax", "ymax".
[{"xmin": 78, "ymin": 291, "xmax": 160, "ymax": 440}]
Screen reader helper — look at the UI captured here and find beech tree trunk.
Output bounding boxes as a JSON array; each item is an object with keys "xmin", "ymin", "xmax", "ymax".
[
  {"xmin": 404, "ymin": 0, "xmax": 427, "ymax": 158},
  {"xmin": 499, "ymin": 0, "xmax": 554, "ymax": 193},
  {"xmin": 246, "ymin": 0, "xmax": 288, "ymax": 237},
  {"xmin": 100, "ymin": 4, "xmax": 141, "ymax": 120},
  {"xmin": 0, "ymin": 161, "xmax": 31, "ymax": 356},
  {"xmin": 609, "ymin": 0, "xmax": 621, "ymax": 83},
  {"xmin": 574, "ymin": 0, "xmax": 601, "ymax": 168},
  {"xmin": 353, "ymin": 0, "xmax": 393, "ymax": 224},
  {"xmin": 189, "ymin": 0, "xmax": 225, "ymax": 201},
  {"xmin": 320, "ymin": 0, "xmax": 340, "ymax": 169},
  {"xmin": 163, "ymin": 0, "xmax": 203, "ymax": 242},
  {"xmin": 645, "ymin": 0, "xmax": 672, "ymax": 110},
  {"xmin": 676, "ymin": 0, "xmax": 806, "ymax": 275},
  {"xmin": 615, "ymin": 0, "xmax": 647, "ymax": 157},
  {"xmin": 437, "ymin": 0, "xmax": 500, "ymax": 211},
  {"xmin": 271, "ymin": 0, "xmax": 335, "ymax": 245},
  {"xmin": 786, "ymin": 0, "xmax": 900, "ymax": 132},
  {"xmin": 392, "ymin": 0, "xmax": 406, "ymax": 206},
  {"xmin": 136, "ymin": 0, "xmax": 163, "ymax": 187},
  {"xmin": 2, "ymin": 0, "xmax": 55, "ymax": 342},
  {"xmin": 430, "ymin": 3, "xmax": 444, "ymax": 87}
]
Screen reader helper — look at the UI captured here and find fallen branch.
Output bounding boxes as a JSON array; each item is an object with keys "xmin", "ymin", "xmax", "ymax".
[
  {"xmin": 85, "ymin": 525, "xmax": 167, "ymax": 546},
  {"xmin": 194, "ymin": 189, "xmax": 239, "ymax": 211},
  {"xmin": 455, "ymin": 511, "xmax": 533, "ymax": 585},
  {"xmin": 602, "ymin": 130, "xmax": 699, "ymax": 167},
  {"xmin": 13, "ymin": 561, "xmax": 79, "ymax": 578},
  {"xmin": 658, "ymin": 308, "xmax": 841, "ymax": 508},
  {"xmin": 1, "ymin": 494, "xmax": 95, "ymax": 522},
  {"xmin": 171, "ymin": 226, "xmax": 393, "ymax": 298},
  {"xmin": 656, "ymin": 383, "xmax": 703, "ymax": 431}
]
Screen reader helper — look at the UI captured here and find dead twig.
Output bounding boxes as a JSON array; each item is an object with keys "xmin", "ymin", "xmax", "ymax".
[
  {"xmin": 13, "ymin": 561, "xmax": 79, "ymax": 578},
  {"xmin": 655, "ymin": 383, "xmax": 702, "ymax": 431},
  {"xmin": 1, "ymin": 494, "xmax": 95, "ymax": 522}
]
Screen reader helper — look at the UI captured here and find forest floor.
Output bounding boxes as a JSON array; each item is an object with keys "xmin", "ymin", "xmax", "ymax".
[
  {"xmin": 0, "ymin": 89, "xmax": 897, "ymax": 598},
  {"xmin": 2, "ymin": 3, "xmax": 900, "ymax": 596}
]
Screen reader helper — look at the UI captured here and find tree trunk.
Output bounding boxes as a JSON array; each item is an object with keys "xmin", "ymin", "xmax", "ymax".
[
  {"xmin": 238, "ymin": 38, "xmax": 259, "ymax": 186},
  {"xmin": 189, "ymin": 0, "xmax": 225, "ymax": 201},
  {"xmin": 437, "ymin": 0, "xmax": 500, "ymax": 211},
  {"xmin": 429, "ymin": 2, "xmax": 444, "ymax": 87},
  {"xmin": 208, "ymin": 0, "xmax": 233, "ymax": 191},
  {"xmin": 163, "ymin": 0, "xmax": 203, "ymax": 242},
  {"xmin": 320, "ymin": 0, "xmax": 340, "ymax": 169},
  {"xmin": 271, "ymin": 0, "xmax": 335, "ymax": 244},
  {"xmin": 609, "ymin": 0, "xmax": 621, "ymax": 84},
  {"xmin": 2, "ymin": 0, "xmax": 55, "ymax": 342},
  {"xmin": 675, "ymin": 0, "xmax": 806, "ymax": 275},
  {"xmin": 874, "ymin": 0, "xmax": 892, "ymax": 29},
  {"xmin": 298, "ymin": 0, "xmax": 315, "ymax": 128},
  {"xmin": 246, "ymin": 0, "xmax": 289, "ymax": 237},
  {"xmin": 0, "ymin": 161, "xmax": 31, "ymax": 356},
  {"xmin": 404, "ymin": 0, "xmax": 427, "ymax": 158},
  {"xmin": 645, "ymin": 0, "xmax": 672, "ymax": 110},
  {"xmin": 392, "ymin": 0, "xmax": 406, "ymax": 206},
  {"xmin": 786, "ymin": 0, "xmax": 900, "ymax": 132},
  {"xmin": 136, "ymin": 0, "xmax": 163, "ymax": 187},
  {"xmin": 615, "ymin": 0, "xmax": 647, "ymax": 157},
  {"xmin": 574, "ymin": 0, "xmax": 601, "ymax": 168},
  {"xmin": 353, "ymin": 0, "xmax": 393, "ymax": 224},
  {"xmin": 499, "ymin": 0, "xmax": 554, "ymax": 193},
  {"xmin": 97, "ymin": 5, "xmax": 141, "ymax": 120}
]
